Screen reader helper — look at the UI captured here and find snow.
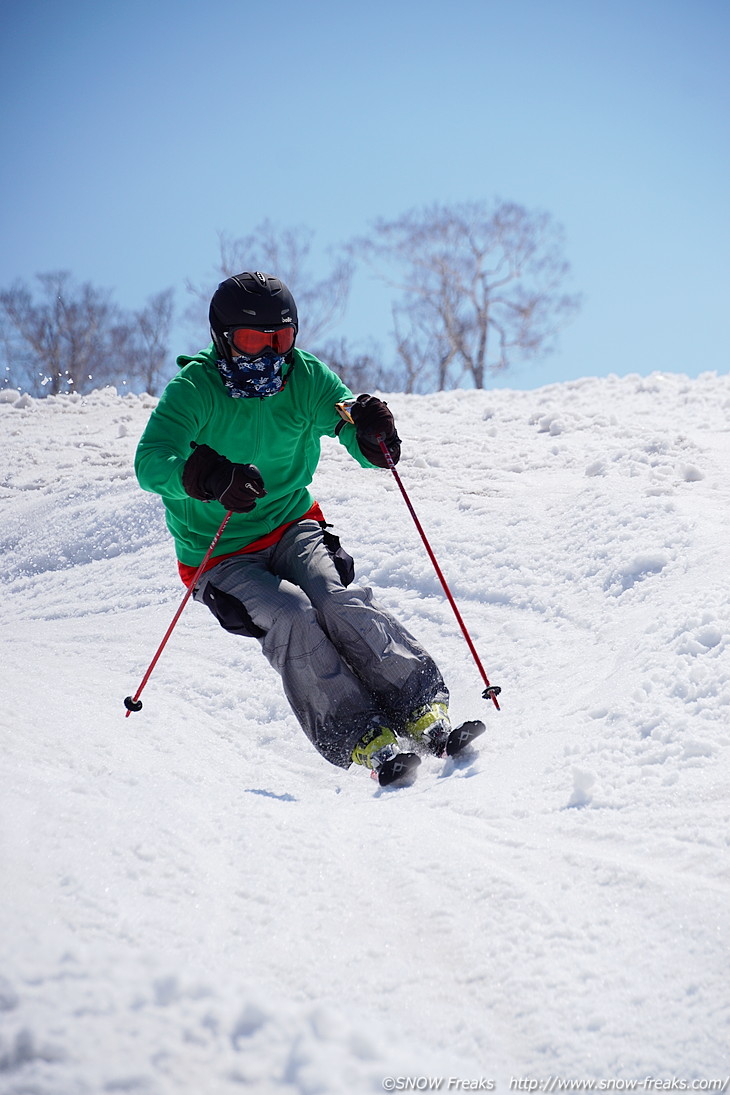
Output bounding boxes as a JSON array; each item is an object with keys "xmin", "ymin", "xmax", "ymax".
[{"xmin": 1, "ymin": 370, "xmax": 729, "ymax": 1093}]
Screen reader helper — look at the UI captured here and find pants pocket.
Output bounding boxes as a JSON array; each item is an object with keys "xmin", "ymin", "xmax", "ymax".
[
  {"xmin": 200, "ymin": 582, "xmax": 266, "ymax": 638},
  {"xmin": 320, "ymin": 526, "xmax": 355, "ymax": 587}
]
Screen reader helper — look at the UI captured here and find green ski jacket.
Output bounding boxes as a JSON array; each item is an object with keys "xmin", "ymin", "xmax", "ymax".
[{"xmin": 135, "ymin": 345, "xmax": 380, "ymax": 567}]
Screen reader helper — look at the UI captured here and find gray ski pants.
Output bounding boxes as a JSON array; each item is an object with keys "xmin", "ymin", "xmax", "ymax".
[{"xmin": 193, "ymin": 519, "xmax": 447, "ymax": 768}]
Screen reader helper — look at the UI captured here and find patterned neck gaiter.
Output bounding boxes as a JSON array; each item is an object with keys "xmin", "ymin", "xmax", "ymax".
[{"xmin": 216, "ymin": 352, "xmax": 286, "ymax": 398}]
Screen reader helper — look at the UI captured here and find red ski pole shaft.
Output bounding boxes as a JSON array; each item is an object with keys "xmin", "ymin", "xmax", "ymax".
[
  {"xmin": 377, "ymin": 437, "xmax": 501, "ymax": 710},
  {"xmin": 124, "ymin": 510, "xmax": 234, "ymax": 716}
]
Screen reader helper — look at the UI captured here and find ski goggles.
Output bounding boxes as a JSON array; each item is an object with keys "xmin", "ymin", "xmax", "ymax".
[{"xmin": 225, "ymin": 325, "xmax": 296, "ymax": 358}]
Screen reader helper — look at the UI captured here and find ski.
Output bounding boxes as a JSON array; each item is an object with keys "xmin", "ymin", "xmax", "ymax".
[
  {"xmin": 370, "ymin": 721, "xmax": 487, "ymax": 786},
  {"xmin": 373, "ymin": 751, "xmax": 422, "ymax": 786},
  {"xmin": 425, "ymin": 718, "xmax": 487, "ymax": 758},
  {"xmin": 445, "ymin": 719, "xmax": 486, "ymax": 756}
]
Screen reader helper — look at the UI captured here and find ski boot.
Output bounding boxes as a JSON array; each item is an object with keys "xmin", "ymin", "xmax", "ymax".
[
  {"xmin": 351, "ymin": 723, "xmax": 421, "ymax": 787},
  {"xmin": 404, "ymin": 702, "xmax": 486, "ymax": 758},
  {"xmin": 403, "ymin": 701, "xmax": 452, "ymax": 757}
]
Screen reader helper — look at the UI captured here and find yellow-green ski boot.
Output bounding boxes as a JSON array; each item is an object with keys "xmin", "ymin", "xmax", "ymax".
[
  {"xmin": 403, "ymin": 701, "xmax": 451, "ymax": 756},
  {"xmin": 351, "ymin": 723, "xmax": 421, "ymax": 786}
]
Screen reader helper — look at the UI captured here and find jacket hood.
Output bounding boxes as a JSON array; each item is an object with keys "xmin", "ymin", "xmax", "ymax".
[{"xmin": 176, "ymin": 343, "xmax": 219, "ymax": 371}]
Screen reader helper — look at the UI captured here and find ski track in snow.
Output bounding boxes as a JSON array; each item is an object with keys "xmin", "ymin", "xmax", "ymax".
[{"xmin": 1, "ymin": 373, "xmax": 729, "ymax": 1093}]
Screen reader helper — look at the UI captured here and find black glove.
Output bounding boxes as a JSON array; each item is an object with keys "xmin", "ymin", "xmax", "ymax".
[
  {"xmin": 349, "ymin": 394, "xmax": 401, "ymax": 467},
  {"xmin": 182, "ymin": 443, "xmax": 266, "ymax": 513}
]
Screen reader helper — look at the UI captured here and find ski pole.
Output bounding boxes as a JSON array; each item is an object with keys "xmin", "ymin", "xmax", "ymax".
[
  {"xmin": 377, "ymin": 435, "xmax": 501, "ymax": 711},
  {"xmin": 123, "ymin": 509, "xmax": 234, "ymax": 716}
]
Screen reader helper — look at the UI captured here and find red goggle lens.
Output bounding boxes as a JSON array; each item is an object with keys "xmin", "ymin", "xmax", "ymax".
[{"xmin": 228, "ymin": 326, "xmax": 295, "ymax": 356}]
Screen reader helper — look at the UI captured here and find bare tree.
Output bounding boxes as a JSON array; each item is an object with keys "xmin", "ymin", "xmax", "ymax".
[
  {"xmin": 0, "ymin": 272, "xmax": 116, "ymax": 394},
  {"xmin": 186, "ymin": 221, "xmax": 353, "ymax": 349},
  {"xmin": 0, "ymin": 273, "xmax": 175, "ymax": 396},
  {"xmin": 359, "ymin": 200, "xmax": 581, "ymax": 391},
  {"xmin": 132, "ymin": 288, "xmax": 175, "ymax": 395},
  {"xmin": 110, "ymin": 289, "xmax": 175, "ymax": 395}
]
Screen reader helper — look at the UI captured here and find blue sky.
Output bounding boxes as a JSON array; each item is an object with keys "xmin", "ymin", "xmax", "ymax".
[{"xmin": 1, "ymin": 0, "xmax": 728, "ymax": 389}]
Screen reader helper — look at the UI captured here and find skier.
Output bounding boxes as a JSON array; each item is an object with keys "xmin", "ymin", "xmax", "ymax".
[{"xmin": 134, "ymin": 272, "xmax": 452, "ymax": 784}]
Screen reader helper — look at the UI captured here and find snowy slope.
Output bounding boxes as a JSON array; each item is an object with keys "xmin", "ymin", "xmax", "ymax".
[{"xmin": 1, "ymin": 372, "xmax": 729, "ymax": 1094}]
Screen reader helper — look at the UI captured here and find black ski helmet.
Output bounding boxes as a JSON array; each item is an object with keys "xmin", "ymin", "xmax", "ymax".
[{"xmin": 209, "ymin": 271, "xmax": 298, "ymax": 363}]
